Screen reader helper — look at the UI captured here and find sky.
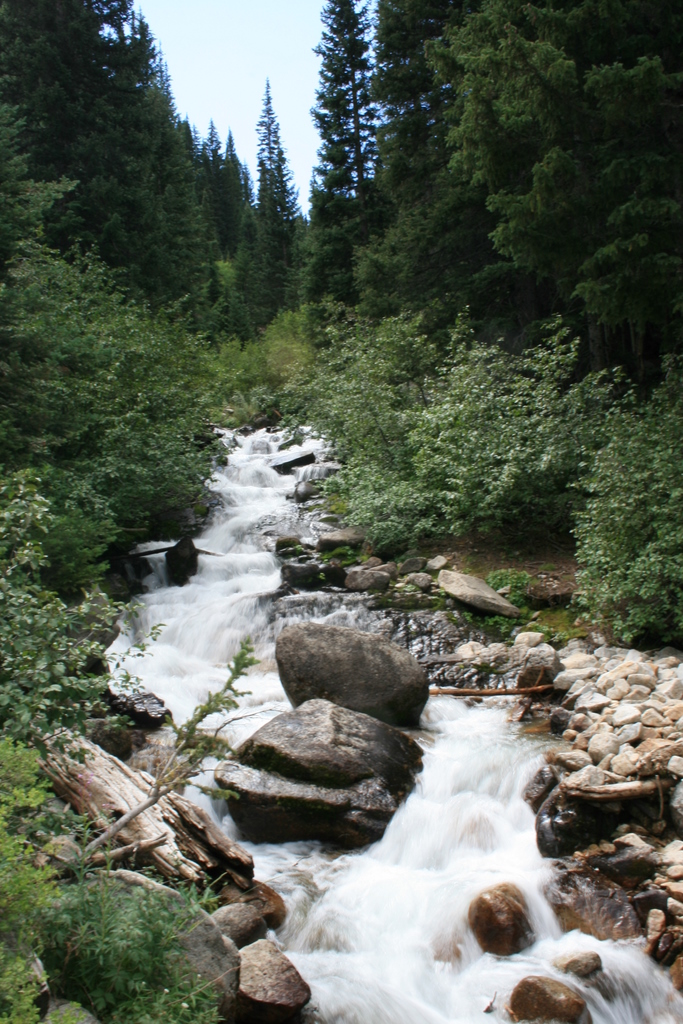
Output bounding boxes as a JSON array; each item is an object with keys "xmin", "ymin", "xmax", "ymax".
[{"xmin": 136, "ymin": 1, "xmax": 325, "ymax": 210}]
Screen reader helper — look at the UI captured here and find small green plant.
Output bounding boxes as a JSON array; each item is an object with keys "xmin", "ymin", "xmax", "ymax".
[
  {"xmin": 485, "ymin": 569, "xmax": 531, "ymax": 611},
  {"xmin": 41, "ymin": 873, "xmax": 219, "ymax": 1024},
  {"xmin": 0, "ymin": 474, "xmax": 119, "ymax": 751},
  {"xmin": 0, "ymin": 741, "xmax": 57, "ymax": 1024}
]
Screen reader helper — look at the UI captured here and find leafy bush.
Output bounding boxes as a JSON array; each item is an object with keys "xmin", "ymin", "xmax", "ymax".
[
  {"xmin": 0, "ymin": 247, "xmax": 222, "ymax": 589},
  {"xmin": 306, "ymin": 314, "xmax": 613, "ymax": 551},
  {"xmin": 485, "ymin": 569, "xmax": 531, "ymax": 611},
  {"xmin": 41, "ymin": 875, "xmax": 219, "ymax": 1024},
  {"xmin": 0, "ymin": 741, "xmax": 57, "ymax": 1024},
  {"xmin": 575, "ymin": 358, "xmax": 683, "ymax": 645},
  {"xmin": 0, "ymin": 474, "xmax": 115, "ymax": 747}
]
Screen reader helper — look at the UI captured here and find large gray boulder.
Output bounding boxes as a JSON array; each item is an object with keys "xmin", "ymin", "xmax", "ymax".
[
  {"xmin": 275, "ymin": 623, "xmax": 428, "ymax": 727},
  {"xmin": 215, "ymin": 700, "xmax": 423, "ymax": 848},
  {"xmin": 437, "ymin": 570, "xmax": 520, "ymax": 617},
  {"xmin": 316, "ymin": 528, "xmax": 365, "ymax": 552},
  {"xmin": 236, "ymin": 940, "xmax": 310, "ymax": 1023}
]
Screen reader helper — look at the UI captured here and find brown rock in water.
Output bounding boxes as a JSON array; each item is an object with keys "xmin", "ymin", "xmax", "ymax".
[
  {"xmin": 219, "ymin": 881, "xmax": 287, "ymax": 930},
  {"xmin": 166, "ymin": 536, "xmax": 199, "ymax": 586},
  {"xmin": 509, "ymin": 976, "xmax": 591, "ymax": 1023},
  {"xmin": 554, "ymin": 951, "xmax": 602, "ymax": 978},
  {"xmin": 275, "ymin": 623, "xmax": 429, "ymax": 726},
  {"xmin": 468, "ymin": 883, "xmax": 534, "ymax": 956},
  {"xmin": 670, "ymin": 955, "xmax": 683, "ymax": 991},
  {"xmin": 212, "ymin": 903, "xmax": 268, "ymax": 949},
  {"xmin": 344, "ymin": 569, "xmax": 391, "ymax": 593},
  {"xmin": 236, "ymin": 940, "xmax": 311, "ymax": 1023},
  {"xmin": 546, "ymin": 865, "xmax": 642, "ymax": 941}
]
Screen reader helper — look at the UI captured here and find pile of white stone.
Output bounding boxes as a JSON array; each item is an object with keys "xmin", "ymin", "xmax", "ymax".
[{"xmin": 552, "ymin": 641, "xmax": 683, "ymax": 799}]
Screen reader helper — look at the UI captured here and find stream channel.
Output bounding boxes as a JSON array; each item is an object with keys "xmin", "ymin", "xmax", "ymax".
[{"xmin": 109, "ymin": 427, "xmax": 681, "ymax": 1024}]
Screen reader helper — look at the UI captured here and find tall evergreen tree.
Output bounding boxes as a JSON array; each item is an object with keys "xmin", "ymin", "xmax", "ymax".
[
  {"xmin": 306, "ymin": 0, "xmax": 377, "ymax": 304},
  {"xmin": 254, "ymin": 81, "xmax": 300, "ymax": 326},
  {"xmin": 0, "ymin": 0, "xmax": 208, "ymax": 306},
  {"xmin": 355, "ymin": 0, "xmax": 508, "ymax": 331}
]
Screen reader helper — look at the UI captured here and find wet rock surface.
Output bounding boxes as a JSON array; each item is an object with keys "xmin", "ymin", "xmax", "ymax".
[
  {"xmin": 276, "ymin": 622, "xmax": 429, "ymax": 726},
  {"xmin": 211, "ymin": 903, "xmax": 268, "ymax": 949},
  {"xmin": 546, "ymin": 863, "xmax": 642, "ymax": 941},
  {"xmin": 468, "ymin": 883, "xmax": 534, "ymax": 956},
  {"xmin": 165, "ymin": 536, "xmax": 199, "ymax": 586},
  {"xmin": 509, "ymin": 976, "xmax": 591, "ymax": 1023},
  {"xmin": 536, "ymin": 788, "xmax": 618, "ymax": 858},
  {"xmin": 236, "ymin": 940, "xmax": 311, "ymax": 1023},
  {"xmin": 215, "ymin": 700, "xmax": 423, "ymax": 847},
  {"xmin": 104, "ymin": 688, "xmax": 170, "ymax": 728}
]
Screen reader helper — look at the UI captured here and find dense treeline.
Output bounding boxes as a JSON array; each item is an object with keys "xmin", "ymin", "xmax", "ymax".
[{"xmin": 0, "ymin": 0, "xmax": 680, "ymax": 623}]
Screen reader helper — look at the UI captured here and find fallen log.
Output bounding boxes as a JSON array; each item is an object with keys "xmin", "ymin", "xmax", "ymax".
[
  {"xmin": 88, "ymin": 834, "xmax": 168, "ymax": 867},
  {"xmin": 42, "ymin": 737, "xmax": 253, "ymax": 887},
  {"xmin": 559, "ymin": 778, "xmax": 675, "ymax": 802},
  {"xmin": 429, "ymin": 685, "xmax": 554, "ymax": 698}
]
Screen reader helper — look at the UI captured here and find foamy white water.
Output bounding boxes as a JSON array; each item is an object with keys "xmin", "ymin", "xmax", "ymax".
[{"xmin": 109, "ymin": 428, "xmax": 683, "ymax": 1024}]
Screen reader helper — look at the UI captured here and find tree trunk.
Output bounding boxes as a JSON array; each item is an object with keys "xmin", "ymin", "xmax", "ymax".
[{"xmin": 42, "ymin": 737, "xmax": 254, "ymax": 887}]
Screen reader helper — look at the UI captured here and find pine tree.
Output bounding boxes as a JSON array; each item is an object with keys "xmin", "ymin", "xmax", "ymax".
[
  {"xmin": 0, "ymin": 0, "xmax": 208, "ymax": 307},
  {"xmin": 355, "ymin": 0, "xmax": 504, "ymax": 330},
  {"xmin": 254, "ymin": 81, "xmax": 300, "ymax": 326},
  {"xmin": 306, "ymin": 0, "xmax": 376, "ymax": 304}
]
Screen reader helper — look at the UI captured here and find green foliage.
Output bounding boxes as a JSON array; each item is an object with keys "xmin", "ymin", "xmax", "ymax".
[
  {"xmin": 0, "ymin": 741, "xmax": 57, "ymax": 1024},
  {"xmin": 41, "ymin": 875, "xmax": 218, "ymax": 1024},
  {"xmin": 0, "ymin": 475, "xmax": 116, "ymax": 747},
  {"xmin": 433, "ymin": 0, "xmax": 683, "ymax": 368},
  {"xmin": 575, "ymin": 358, "xmax": 683, "ymax": 645},
  {"xmin": 307, "ymin": 0, "xmax": 377, "ymax": 304},
  {"xmin": 485, "ymin": 569, "xmax": 531, "ymax": 611},
  {"xmin": 306, "ymin": 313, "xmax": 613, "ymax": 550},
  {"xmin": 0, "ymin": 247, "xmax": 221, "ymax": 588}
]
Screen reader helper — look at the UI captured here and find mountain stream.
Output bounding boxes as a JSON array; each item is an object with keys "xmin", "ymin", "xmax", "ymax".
[{"xmin": 109, "ymin": 428, "xmax": 682, "ymax": 1024}]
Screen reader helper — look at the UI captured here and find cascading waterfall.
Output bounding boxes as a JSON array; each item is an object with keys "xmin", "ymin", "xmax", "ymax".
[{"xmin": 109, "ymin": 428, "xmax": 683, "ymax": 1024}]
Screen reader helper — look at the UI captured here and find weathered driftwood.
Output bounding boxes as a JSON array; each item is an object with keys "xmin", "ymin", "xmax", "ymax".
[
  {"xmin": 429, "ymin": 685, "xmax": 553, "ymax": 698},
  {"xmin": 42, "ymin": 737, "xmax": 253, "ymax": 887},
  {"xmin": 559, "ymin": 778, "xmax": 675, "ymax": 802}
]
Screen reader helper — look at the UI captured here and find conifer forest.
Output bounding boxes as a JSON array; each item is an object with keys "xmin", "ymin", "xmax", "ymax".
[{"xmin": 1, "ymin": 2, "xmax": 683, "ymax": 1023}]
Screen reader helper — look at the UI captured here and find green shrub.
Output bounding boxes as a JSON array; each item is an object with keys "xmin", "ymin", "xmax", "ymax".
[
  {"xmin": 306, "ymin": 314, "xmax": 613, "ymax": 551},
  {"xmin": 41, "ymin": 875, "xmax": 219, "ymax": 1024},
  {"xmin": 0, "ymin": 474, "xmax": 116, "ymax": 747},
  {"xmin": 0, "ymin": 741, "xmax": 57, "ymax": 1024},
  {"xmin": 575, "ymin": 358, "xmax": 683, "ymax": 645},
  {"xmin": 485, "ymin": 569, "xmax": 531, "ymax": 610},
  {"xmin": 0, "ymin": 247, "xmax": 222, "ymax": 589}
]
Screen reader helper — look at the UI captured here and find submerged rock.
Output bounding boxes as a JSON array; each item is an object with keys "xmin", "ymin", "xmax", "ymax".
[
  {"xmin": 294, "ymin": 481, "xmax": 320, "ymax": 503},
  {"xmin": 509, "ymin": 976, "xmax": 591, "ymax": 1023},
  {"xmin": 165, "ymin": 536, "xmax": 199, "ymax": 586},
  {"xmin": 554, "ymin": 951, "xmax": 602, "ymax": 978},
  {"xmin": 270, "ymin": 450, "xmax": 316, "ymax": 474},
  {"xmin": 468, "ymin": 883, "xmax": 534, "ymax": 956},
  {"xmin": 546, "ymin": 864, "xmax": 642, "ymax": 941},
  {"xmin": 236, "ymin": 940, "xmax": 311, "ymax": 1023},
  {"xmin": 437, "ymin": 570, "xmax": 520, "ymax": 618},
  {"xmin": 275, "ymin": 622, "xmax": 429, "ymax": 726},
  {"xmin": 215, "ymin": 700, "xmax": 423, "ymax": 847}
]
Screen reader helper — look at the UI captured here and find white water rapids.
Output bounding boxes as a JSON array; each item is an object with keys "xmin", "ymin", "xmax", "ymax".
[{"xmin": 109, "ymin": 428, "xmax": 683, "ymax": 1024}]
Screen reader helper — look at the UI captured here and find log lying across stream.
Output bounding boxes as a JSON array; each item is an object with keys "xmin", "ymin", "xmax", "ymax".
[
  {"xmin": 43, "ymin": 737, "xmax": 254, "ymax": 887},
  {"xmin": 429, "ymin": 684, "xmax": 554, "ymax": 698}
]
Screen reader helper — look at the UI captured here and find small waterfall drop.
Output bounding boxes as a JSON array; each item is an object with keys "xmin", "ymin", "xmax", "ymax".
[{"xmin": 109, "ymin": 428, "xmax": 682, "ymax": 1024}]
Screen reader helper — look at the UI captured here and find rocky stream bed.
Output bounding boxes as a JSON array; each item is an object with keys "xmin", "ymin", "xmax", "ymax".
[{"xmin": 49, "ymin": 426, "xmax": 683, "ymax": 1024}]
